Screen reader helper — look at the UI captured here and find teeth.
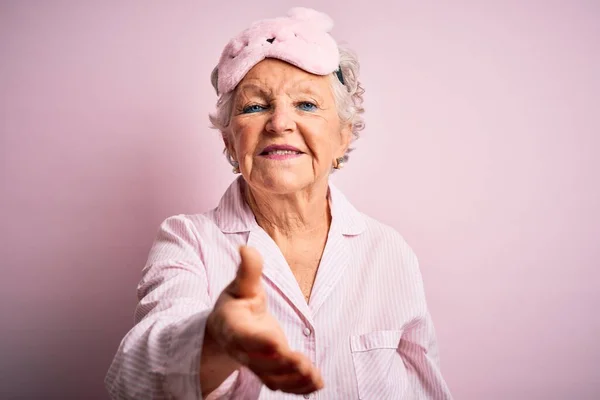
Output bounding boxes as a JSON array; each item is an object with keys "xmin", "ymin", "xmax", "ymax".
[{"xmin": 267, "ymin": 150, "xmax": 298, "ymax": 155}]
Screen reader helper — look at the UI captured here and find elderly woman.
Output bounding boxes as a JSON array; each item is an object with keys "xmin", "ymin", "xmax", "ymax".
[{"xmin": 106, "ymin": 7, "xmax": 452, "ymax": 400}]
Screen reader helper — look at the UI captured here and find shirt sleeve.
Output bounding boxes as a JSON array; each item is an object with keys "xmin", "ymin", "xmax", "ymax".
[
  {"xmin": 104, "ymin": 215, "xmax": 238, "ymax": 399},
  {"xmin": 399, "ymin": 310, "xmax": 454, "ymax": 399},
  {"xmin": 397, "ymin": 244, "xmax": 453, "ymax": 399}
]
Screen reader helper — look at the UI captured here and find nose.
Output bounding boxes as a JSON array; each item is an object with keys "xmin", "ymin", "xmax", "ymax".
[{"xmin": 265, "ymin": 103, "xmax": 296, "ymax": 135}]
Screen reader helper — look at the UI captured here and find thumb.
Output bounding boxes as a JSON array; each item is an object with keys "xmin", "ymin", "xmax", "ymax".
[{"xmin": 231, "ymin": 246, "xmax": 264, "ymax": 298}]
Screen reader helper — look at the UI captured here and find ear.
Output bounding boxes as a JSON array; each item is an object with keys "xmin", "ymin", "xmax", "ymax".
[
  {"xmin": 337, "ymin": 122, "xmax": 352, "ymax": 157},
  {"xmin": 222, "ymin": 130, "xmax": 237, "ymax": 161}
]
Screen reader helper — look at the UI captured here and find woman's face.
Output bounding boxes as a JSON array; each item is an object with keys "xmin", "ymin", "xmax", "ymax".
[{"xmin": 226, "ymin": 59, "xmax": 351, "ymax": 195}]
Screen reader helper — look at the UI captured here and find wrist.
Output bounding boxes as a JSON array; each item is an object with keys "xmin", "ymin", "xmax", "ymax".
[
  {"xmin": 204, "ymin": 311, "xmax": 220, "ymax": 351},
  {"xmin": 204, "ymin": 311, "xmax": 240, "ymax": 367}
]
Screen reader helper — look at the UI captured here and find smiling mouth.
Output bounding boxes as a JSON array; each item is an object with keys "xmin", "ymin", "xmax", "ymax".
[{"xmin": 260, "ymin": 149, "xmax": 302, "ymax": 156}]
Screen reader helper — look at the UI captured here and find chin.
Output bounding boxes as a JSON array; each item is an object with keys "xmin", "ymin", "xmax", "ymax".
[{"xmin": 254, "ymin": 171, "xmax": 313, "ymax": 195}]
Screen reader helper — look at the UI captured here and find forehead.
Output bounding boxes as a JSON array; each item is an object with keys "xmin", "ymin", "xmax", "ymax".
[{"xmin": 236, "ymin": 58, "xmax": 331, "ymax": 96}]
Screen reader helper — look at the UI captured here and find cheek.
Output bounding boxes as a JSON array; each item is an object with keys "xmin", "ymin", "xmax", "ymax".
[
  {"xmin": 231, "ymin": 121, "xmax": 261, "ymax": 156},
  {"xmin": 303, "ymin": 122, "xmax": 339, "ymax": 160}
]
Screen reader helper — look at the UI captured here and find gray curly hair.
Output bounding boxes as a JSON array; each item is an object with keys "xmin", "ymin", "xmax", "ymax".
[{"xmin": 209, "ymin": 45, "xmax": 365, "ymax": 167}]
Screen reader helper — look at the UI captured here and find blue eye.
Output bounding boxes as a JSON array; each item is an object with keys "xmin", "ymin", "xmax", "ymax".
[
  {"xmin": 297, "ymin": 102, "xmax": 317, "ymax": 112},
  {"xmin": 242, "ymin": 104, "xmax": 267, "ymax": 114}
]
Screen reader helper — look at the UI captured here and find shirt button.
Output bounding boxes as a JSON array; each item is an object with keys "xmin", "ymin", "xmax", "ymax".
[
  {"xmin": 303, "ymin": 394, "xmax": 310, "ymax": 399},
  {"xmin": 303, "ymin": 327, "xmax": 312, "ymax": 336}
]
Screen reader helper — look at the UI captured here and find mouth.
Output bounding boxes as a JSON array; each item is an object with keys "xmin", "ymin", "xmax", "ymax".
[{"xmin": 259, "ymin": 145, "xmax": 304, "ymax": 157}]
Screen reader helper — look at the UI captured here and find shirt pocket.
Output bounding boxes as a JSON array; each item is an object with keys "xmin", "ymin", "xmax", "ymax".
[{"xmin": 350, "ymin": 330, "xmax": 409, "ymax": 400}]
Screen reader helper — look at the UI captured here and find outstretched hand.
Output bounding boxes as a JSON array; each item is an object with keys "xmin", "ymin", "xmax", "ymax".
[{"xmin": 206, "ymin": 246, "xmax": 323, "ymax": 394}]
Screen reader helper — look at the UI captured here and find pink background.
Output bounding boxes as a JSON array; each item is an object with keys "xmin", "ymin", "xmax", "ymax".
[{"xmin": 1, "ymin": 1, "xmax": 599, "ymax": 399}]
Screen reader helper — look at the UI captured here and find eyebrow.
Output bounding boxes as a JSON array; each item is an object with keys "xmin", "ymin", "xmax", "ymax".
[
  {"xmin": 235, "ymin": 79, "xmax": 326, "ymax": 100},
  {"xmin": 290, "ymin": 80, "xmax": 324, "ymax": 98},
  {"xmin": 236, "ymin": 83, "xmax": 271, "ymax": 97}
]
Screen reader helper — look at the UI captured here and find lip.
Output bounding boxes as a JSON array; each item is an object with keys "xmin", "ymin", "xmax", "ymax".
[
  {"xmin": 260, "ymin": 144, "xmax": 303, "ymax": 155},
  {"xmin": 259, "ymin": 144, "xmax": 304, "ymax": 161}
]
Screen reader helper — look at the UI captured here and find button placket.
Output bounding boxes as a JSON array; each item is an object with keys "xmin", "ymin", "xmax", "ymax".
[{"xmin": 302, "ymin": 325, "xmax": 315, "ymax": 359}]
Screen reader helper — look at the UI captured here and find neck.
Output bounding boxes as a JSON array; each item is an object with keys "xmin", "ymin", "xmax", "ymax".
[{"xmin": 244, "ymin": 179, "xmax": 331, "ymax": 240}]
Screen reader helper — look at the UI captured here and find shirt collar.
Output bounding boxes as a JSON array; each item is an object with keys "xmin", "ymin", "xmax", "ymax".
[{"xmin": 215, "ymin": 176, "xmax": 366, "ymax": 236}]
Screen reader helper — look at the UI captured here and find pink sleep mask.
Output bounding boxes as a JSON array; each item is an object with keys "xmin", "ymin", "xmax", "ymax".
[{"xmin": 213, "ymin": 7, "xmax": 342, "ymax": 95}]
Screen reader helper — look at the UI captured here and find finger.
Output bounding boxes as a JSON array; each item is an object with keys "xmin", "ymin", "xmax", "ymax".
[
  {"xmin": 245, "ymin": 351, "xmax": 302, "ymax": 375},
  {"xmin": 273, "ymin": 377, "xmax": 322, "ymax": 395},
  {"xmin": 236, "ymin": 326, "xmax": 285, "ymax": 355},
  {"xmin": 231, "ymin": 246, "xmax": 264, "ymax": 298},
  {"xmin": 225, "ymin": 329, "xmax": 285, "ymax": 364},
  {"xmin": 259, "ymin": 352, "xmax": 323, "ymax": 392},
  {"xmin": 260, "ymin": 370, "xmax": 323, "ymax": 394},
  {"xmin": 287, "ymin": 351, "xmax": 321, "ymax": 377},
  {"xmin": 283, "ymin": 358, "xmax": 324, "ymax": 394},
  {"xmin": 286, "ymin": 380, "xmax": 324, "ymax": 395}
]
